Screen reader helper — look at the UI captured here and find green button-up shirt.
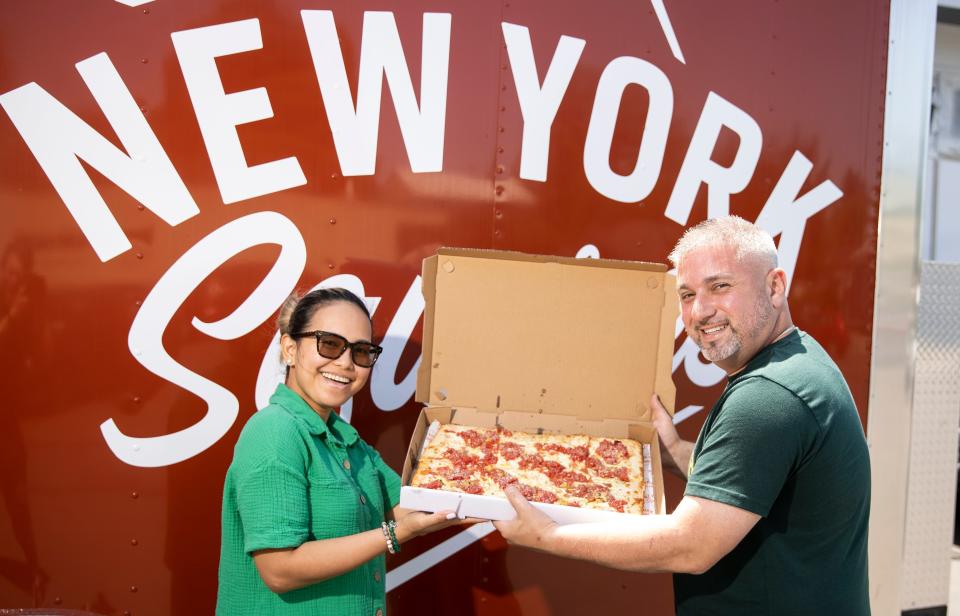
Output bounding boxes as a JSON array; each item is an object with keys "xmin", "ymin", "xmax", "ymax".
[{"xmin": 217, "ymin": 384, "xmax": 401, "ymax": 616}]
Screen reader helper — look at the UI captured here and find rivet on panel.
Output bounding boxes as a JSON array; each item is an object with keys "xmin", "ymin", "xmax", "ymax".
[
  {"xmin": 140, "ymin": 58, "xmax": 149, "ymax": 64},
  {"xmin": 130, "ymin": 585, "xmax": 138, "ymax": 593},
  {"xmin": 142, "ymin": 7, "xmax": 149, "ymax": 13},
  {"xmin": 134, "ymin": 300, "xmax": 142, "ymax": 306},
  {"xmin": 495, "ymin": 209, "xmax": 502, "ymax": 219},
  {"xmin": 501, "ymin": 85, "xmax": 507, "ymax": 91},
  {"xmin": 330, "ymin": 173, "xmax": 337, "ymax": 179},
  {"xmin": 496, "ymin": 166, "xmax": 504, "ymax": 175},
  {"xmin": 135, "ymin": 252, "xmax": 143, "ymax": 259},
  {"xmin": 329, "ymin": 218, "xmax": 337, "ymax": 225},
  {"xmin": 328, "ymin": 263, "xmax": 335, "ymax": 270},
  {"xmin": 54, "ymin": 597, "xmax": 62, "ymax": 605},
  {"xmin": 137, "ymin": 204, "xmax": 145, "ymax": 210},
  {"xmin": 131, "ymin": 538, "xmax": 139, "ymax": 546},
  {"xmin": 132, "ymin": 396, "xmax": 141, "ymax": 403},
  {"xmin": 497, "ymin": 146, "xmax": 504, "ymax": 154},
  {"xmin": 124, "ymin": 611, "xmax": 132, "ymax": 616},
  {"xmin": 499, "ymin": 126, "xmax": 505, "ymax": 133},
  {"xmin": 495, "ymin": 185, "xmax": 504, "ymax": 196},
  {"xmin": 131, "ymin": 491, "xmax": 139, "ymax": 499}
]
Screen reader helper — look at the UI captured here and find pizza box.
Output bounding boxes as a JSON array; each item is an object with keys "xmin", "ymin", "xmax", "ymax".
[{"xmin": 399, "ymin": 248, "xmax": 677, "ymax": 523}]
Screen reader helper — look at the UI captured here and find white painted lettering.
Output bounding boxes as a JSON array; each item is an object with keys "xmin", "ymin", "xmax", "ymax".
[
  {"xmin": 501, "ymin": 22, "xmax": 584, "ymax": 182},
  {"xmin": 755, "ymin": 151, "xmax": 843, "ymax": 290},
  {"xmin": 0, "ymin": 53, "xmax": 198, "ymax": 262},
  {"xmin": 102, "ymin": 211, "xmax": 306, "ymax": 467},
  {"xmin": 584, "ymin": 56, "xmax": 673, "ymax": 202},
  {"xmin": 171, "ymin": 19, "xmax": 307, "ymax": 204},
  {"xmin": 302, "ymin": 10, "xmax": 451, "ymax": 176},
  {"xmin": 665, "ymin": 91, "xmax": 762, "ymax": 224},
  {"xmin": 370, "ymin": 276, "xmax": 424, "ymax": 411}
]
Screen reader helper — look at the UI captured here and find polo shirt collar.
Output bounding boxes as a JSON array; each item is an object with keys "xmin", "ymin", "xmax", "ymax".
[{"xmin": 269, "ymin": 383, "xmax": 360, "ymax": 445}]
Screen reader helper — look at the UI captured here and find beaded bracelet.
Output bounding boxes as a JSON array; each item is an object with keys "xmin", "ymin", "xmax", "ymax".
[
  {"xmin": 381, "ymin": 520, "xmax": 400, "ymax": 554},
  {"xmin": 386, "ymin": 520, "xmax": 400, "ymax": 553}
]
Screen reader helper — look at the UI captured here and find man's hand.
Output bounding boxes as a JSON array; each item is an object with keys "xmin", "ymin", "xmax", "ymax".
[
  {"xmin": 492, "ymin": 486, "xmax": 559, "ymax": 551},
  {"xmin": 651, "ymin": 393, "xmax": 679, "ymax": 449},
  {"xmin": 651, "ymin": 393, "xmax": 693, "ymax": 478}
]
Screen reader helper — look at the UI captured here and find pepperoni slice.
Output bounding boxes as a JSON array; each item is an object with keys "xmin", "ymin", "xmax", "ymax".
[
  {"xmin": 607, "ymin": 496, "xmax": 628, "ymax": 512},
  {"xmin": 517, "ymin": 482, "xmax": 558, "ymax": 504},
  {"xmin": 596, "ymin": 439, "xmax": 629, "ymax": 464},
  {"xmin": 419, "ymin": 479, "xmax": 443, "ymax": 490},
  {"xmin": 570, "ymin": 483, "xmax": 610, "ymax": 500},
  {"xmin": 500, "ymin": 441, "xmax": 523, "ymax": 460},
  {"xmin": 458, "ymin": 429, "xmax": 484, "ymax": 448},
  {"xmin": 551, "ymin": 470, "xmax": 590, "ymax": 486},
  {"xmin": 458, "ymin": 481, "xmax": 484, "ymax": 495},
  {"xmin": 536, "ymin": 443, "xmax": 590, "ymax": 461},
  {"xmin": 518, "ymin": 453, "xmax": 544, "ymax": 470}
]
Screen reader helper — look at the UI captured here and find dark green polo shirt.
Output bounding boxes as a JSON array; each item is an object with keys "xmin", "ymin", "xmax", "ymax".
[
  {"xmin": 675, "ymin": 330, "xmax": 871, "ymax": 615},
  {"xmin": 217, "ymin": 384, "xmax": 401, "ymax": 616}
]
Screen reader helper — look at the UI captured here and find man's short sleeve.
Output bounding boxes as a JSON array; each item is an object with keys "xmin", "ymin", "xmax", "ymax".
[{"xmin": 685, "ymin": 377, "xmax": 820, "ymax": 516}]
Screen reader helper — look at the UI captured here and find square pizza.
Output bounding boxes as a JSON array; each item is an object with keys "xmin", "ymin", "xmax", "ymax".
[{"xmin": 410, "ymin": 423, "xmax": 654, "ymax": 514}]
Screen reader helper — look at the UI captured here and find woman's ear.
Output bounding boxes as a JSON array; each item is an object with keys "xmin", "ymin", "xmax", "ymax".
[{"xmin": 280, "ymin": 333, "xmax": 297, "ymax": 366}]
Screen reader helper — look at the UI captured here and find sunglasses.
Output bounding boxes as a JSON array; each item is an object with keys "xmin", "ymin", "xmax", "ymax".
[{"xmin": 291, "ymin": 330, "xmax": 383, "ymax": 368}]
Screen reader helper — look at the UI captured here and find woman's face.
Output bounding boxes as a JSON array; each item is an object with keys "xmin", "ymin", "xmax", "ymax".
[{"xmin": 281, "ymin": 300, "xmax": 373, "ymax": 415}]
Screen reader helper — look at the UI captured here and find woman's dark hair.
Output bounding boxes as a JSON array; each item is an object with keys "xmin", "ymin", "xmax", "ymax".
[{"xmin": 278, "ymin": 288, "xmax": 372, "ymax": 337}]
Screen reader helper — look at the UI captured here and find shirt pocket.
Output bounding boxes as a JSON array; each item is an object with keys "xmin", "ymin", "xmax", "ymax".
[
  {"xmin": 306, "ymin": 472, "xmax": 365, "ymax": 540},
  {"xmin": 354, "ymin": 462, "xmax": 388, "ymax": 521}
]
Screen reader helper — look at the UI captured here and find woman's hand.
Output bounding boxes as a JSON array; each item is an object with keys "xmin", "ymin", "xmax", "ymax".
[{"xmin": 392, "ymin": 506, "xmax": 479, "ymax": 543}]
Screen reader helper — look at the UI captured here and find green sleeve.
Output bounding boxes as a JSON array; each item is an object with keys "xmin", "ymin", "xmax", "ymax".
[
  {"xmin": 232, "ymin": 411, "xmax": 311, "ymax": 553},
  {"xmin": 685, "ymin": 377, "xmax": 820, "ymax": 516}
]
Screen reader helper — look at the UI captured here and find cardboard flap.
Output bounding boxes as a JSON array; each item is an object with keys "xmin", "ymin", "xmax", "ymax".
[{"xmin": 417, "ymin": 249, "xmax": 677, "ymax": 421}]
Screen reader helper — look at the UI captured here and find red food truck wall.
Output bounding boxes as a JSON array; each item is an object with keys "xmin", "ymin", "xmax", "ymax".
[{"xmin": 0, "ymin": 1, "xmax": 888, "ymax": 614}]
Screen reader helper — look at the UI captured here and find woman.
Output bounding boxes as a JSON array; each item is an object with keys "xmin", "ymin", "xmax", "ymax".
[{"xmin": 217, "ymin": 288, "xmax": 458, "ymax": 615}]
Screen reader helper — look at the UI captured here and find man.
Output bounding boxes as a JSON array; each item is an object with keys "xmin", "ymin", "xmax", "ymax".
[{"xmin": 494, "ymin": 216, "xmax": 871, "ymax": 615}]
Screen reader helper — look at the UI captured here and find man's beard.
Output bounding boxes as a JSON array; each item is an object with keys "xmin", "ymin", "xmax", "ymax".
[{"xmin": 696, "ymin": 294, "xmax": 773, "ymax": 363}]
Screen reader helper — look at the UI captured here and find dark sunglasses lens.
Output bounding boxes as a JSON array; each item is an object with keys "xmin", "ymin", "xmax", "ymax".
[
  {"xmin": 351, "ymin": 344, "xmax": 380, "ymax": 367},
  {"xmin": 316, "ymin": 334, "xmax": 347, "ymax": 359}
]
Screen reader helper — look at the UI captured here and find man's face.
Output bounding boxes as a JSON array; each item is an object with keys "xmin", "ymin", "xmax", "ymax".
[{"xmin": 676, "ymin": 244, "xmax": 776, "ymax": 373}]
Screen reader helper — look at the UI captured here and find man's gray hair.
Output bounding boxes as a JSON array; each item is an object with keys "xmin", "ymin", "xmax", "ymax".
[{"xmin": 667, "ymin": 216, "xmax": 778, "ymax": 270}]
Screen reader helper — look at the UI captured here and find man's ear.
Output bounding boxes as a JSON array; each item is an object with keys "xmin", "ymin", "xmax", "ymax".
[{"xmin": 768, "ymin": 268, "xmax": 788, "ymax": 307}]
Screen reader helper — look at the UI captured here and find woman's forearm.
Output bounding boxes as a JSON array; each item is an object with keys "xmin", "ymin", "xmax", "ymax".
[{"xmin": 253, "ymin": 528, "xmax": 388, "ymax": 594}]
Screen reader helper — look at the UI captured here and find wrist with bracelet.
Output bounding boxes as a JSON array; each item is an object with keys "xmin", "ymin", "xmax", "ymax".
[{"xmin": 381, "ymin": 520, "xmax": 400, "ymax": 554}]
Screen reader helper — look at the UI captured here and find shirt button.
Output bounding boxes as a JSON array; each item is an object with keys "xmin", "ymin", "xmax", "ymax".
[
  {"xmin": 376, "ymin": 609, "xmax": 383, "ymax": 616},
  {"xmin": 359, "ymin": 494, "xmax": 367, "ymax": 505},
  {"xmin": 343, "ymin": 459, "xmax": 351, "ymax": 470},
  {"xmin": 374, "ymin": 570, "xmax": 382, "ymax": 582}
]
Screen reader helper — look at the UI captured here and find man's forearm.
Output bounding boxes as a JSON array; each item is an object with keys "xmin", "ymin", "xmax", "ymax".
[
  {"xmin": 661, "ymin": 439, "xmax": 693, "ymax": 479},
  {"xmin": 542, "ymin": 516, "xmax": 706, "ymax": 574}
]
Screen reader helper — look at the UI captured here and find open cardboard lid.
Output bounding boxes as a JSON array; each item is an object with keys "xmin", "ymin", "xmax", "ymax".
[{"xmin": 416, "ymin": 248, "xmax": 677, "ymax": 421}]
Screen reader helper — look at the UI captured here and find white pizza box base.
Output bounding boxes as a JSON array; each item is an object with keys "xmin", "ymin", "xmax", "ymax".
[
  {"xmin": 400, "ymin": 485, "xmax": 647, "ymax": 524},
  {"xmin": 399, "ymin": 405, "xmax": 666, "ymax": 523}
]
